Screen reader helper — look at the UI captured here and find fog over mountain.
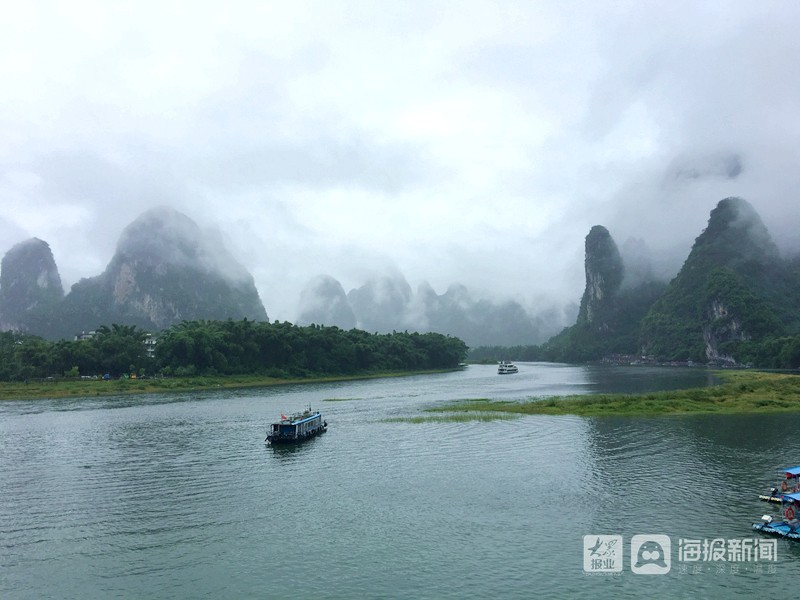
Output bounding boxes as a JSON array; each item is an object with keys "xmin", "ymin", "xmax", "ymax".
[
  {"xmin": 2, "ymin": 3, "xmax": 800, "ymax": 326},
  {"xmin": 0, "ymin": 238, "xmax": 63, "ymax": 331},
  {"xmin": 0, "ymin": 208, "xmax": 268, "ymax": 339},
  {"xmin": 298, "ymin": 270, "xmax": 564, "ymax": 346},
  {"xmin": 297, "ymin": 275, "xmax": 356, "ymax": 330}
]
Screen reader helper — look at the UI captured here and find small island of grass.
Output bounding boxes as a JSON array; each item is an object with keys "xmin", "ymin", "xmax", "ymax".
[{"xmin": 422, "ymin": 370, "xmax": 800, "ymax": 419}]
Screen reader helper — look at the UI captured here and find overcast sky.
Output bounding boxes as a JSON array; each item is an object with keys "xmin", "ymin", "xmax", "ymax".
[{"xmin": 2, "ymin": 1, "xmax": 799, "ymax": 321}]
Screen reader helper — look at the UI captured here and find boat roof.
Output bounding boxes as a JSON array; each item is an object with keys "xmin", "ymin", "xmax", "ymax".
[
  {"xmin": 783, "ymin": 492, "xmax": 800, "ymax": 502},
  {"xmin": 785, "ymin": 466, "xmax": 800, "ymax": 477},
  {"xmin": 290, "ymin": 412, "xmax": 321, "ymax": 425}
]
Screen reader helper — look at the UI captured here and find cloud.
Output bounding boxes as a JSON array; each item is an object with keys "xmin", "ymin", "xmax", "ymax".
[{"xmin": 1, "ymin": 1, "xmax": 799, "ymax": 324}]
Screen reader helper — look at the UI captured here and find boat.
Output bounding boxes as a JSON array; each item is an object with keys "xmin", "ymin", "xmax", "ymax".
[
  {"xmin": 497, "ymin": 361, "xmax": 518, "ymax": 374},
  {"xmin": 759, "ymin": 466, "xmax": 800, "ymax": 503},
  {"xmin": 266, "ymin": 409, "xmax": 327, "ymax": 444},
  {"xmin": 753, "ymin": 492, "xmax": 800, "ymax": 541}
]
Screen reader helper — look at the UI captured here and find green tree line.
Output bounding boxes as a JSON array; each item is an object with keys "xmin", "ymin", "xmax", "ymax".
[{"xmin": 0, "ymin": 319, "xmax": 468, "ymax": 381}]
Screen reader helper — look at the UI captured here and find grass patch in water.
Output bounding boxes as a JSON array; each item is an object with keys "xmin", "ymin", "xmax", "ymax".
[
  {"xmin": 426, "ymin": 371, "xmax": 800, "ymax": 417},
  {"xmin": 384, "ymin": 413, "xmax": 519, "ymax": 423}
]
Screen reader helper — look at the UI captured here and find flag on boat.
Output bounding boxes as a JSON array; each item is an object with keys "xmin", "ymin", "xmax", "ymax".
[{"xmin": 281, "ymin": 413, "xmax": 287, "ymax": 420}]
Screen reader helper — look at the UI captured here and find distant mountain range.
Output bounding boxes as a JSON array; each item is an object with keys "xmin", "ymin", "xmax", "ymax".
[
  {"xmin": 3, "ymin": 198, "xmax": 797, "ymax": 366},
  {"xmin": 0, "ymin": 207, "xmax": 567, "ymax": 345},
  {"xmin": 296, "ymin": 274, "xmax": 565, "ymax": 347}
]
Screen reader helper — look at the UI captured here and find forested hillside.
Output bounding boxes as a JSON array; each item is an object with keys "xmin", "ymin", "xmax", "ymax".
[{"xmin": 471, "ymin": 198, "xmax": 800, "ymax": 369}]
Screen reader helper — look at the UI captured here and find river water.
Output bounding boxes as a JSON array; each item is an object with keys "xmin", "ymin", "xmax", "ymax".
[{"xmin": 2, "ymin": 363, "xmax": 799, "ymax": 599}]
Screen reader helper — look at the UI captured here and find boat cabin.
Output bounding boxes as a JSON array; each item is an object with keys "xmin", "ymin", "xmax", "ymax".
[
  {"xmin": 782, "ymin": 492, "xmax": 800, "ymax": 523},
  {"xmin": 497, "ymin": 361, "xmax": 518, "ymax": 375},
  {"xmin": 760, "ymin": 465, "xmax": 800, "ymax": 502},
  {"xmin": 266, "ymin": 410, "xmax": 327, "ymax": 444},
  {"xmin": 781, "ymin": 467, "xmax": 800, "ymax": 492}
]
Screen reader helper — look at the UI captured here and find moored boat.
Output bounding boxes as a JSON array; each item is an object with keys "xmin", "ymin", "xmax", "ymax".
[
  {"xmin": 266, "ymin": 409, "xmax": 327, "ymax": 444},
  {"xmin": 498, "ymin": 361, "xmax": 518, "ymax": 375},
  {"xmin": 758, "ymin": 466, "xmax": 800, "ymax": 503},
  {"xmin": 753, "ymin": 492, "xmax": 800, "ymax": 541}
]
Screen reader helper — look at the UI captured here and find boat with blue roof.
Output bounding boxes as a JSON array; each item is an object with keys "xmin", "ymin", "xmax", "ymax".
[
  {"xmin": 266, "ymin": 409, "xmax": 327, "ymax": 444},
  {"xmin": 759, "ymin": 466, "xmax": 800, "ymax": 503},
  {"xmin": 753, "ymin": 492, "xmax": 800, "ymax": 541}
]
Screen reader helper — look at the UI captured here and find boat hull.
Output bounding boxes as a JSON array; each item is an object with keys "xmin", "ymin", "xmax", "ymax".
[
  {"xmin": 759, "ymin": 494, "xmax": 785, "ymax": 503},
  {"xmin": 266, "ymin": 424, "xmax": 327, "ymax": 444},
  {"xmin": 752, "ymin": 521, "xmax": 800, "ymax": 541}
]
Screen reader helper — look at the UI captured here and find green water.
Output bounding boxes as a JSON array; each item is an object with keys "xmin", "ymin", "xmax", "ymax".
[{"xmin": 1, "ymin": 364, "xmax": 797, "ymax": 598}]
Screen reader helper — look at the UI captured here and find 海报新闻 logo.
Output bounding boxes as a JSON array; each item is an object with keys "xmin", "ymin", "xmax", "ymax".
[{"xmin": 631, "ymin": 534, "xmax": 671, "ymax": 574}]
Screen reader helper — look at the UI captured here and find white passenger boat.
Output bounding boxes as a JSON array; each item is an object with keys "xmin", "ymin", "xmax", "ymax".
[{"xmin": 497, "ymin": 361, "xmax": 518, "ymax": 374}]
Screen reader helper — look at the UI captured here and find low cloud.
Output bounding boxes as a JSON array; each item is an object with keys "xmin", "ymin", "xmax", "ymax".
[{"xmin": 2, "ymin": 2, "xmax": 799, "ymax": 323}]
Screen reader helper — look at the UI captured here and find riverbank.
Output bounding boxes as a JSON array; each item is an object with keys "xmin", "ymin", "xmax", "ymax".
[
  {"xmin": 426, "ymin": 370, "xmax": 800, "ymax": 418},
  {"xmin": 0, "ymin": 369, "xmax": 459, "ymax": 401}
]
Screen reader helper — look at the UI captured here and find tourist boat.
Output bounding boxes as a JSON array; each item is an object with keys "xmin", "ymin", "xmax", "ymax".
[
  {"xmin": 753, "ymin": 492, "xmax": 800, "ymax": 541},
  {"xmin": 759, "ymin": 465, "xmax": 800, "ymax": 503},
  {"xmin": 266, "ymin": 409, "xmax": 327, "ymax": 444},
  {"xmin": 497, "ymin": 361, "xmax": 519, "ymax": 374}
]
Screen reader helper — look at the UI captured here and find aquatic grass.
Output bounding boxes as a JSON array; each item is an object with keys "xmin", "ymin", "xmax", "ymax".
[
  {"xmin": 383, "ymin": 412, "xmax": 519, "ymax": 424},
  {"xmin": 427, "ymin": 371, "xmax": 800, "ymax": 417}
]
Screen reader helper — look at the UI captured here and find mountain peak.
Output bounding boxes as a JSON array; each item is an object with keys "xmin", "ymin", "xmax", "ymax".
[
  {"xmin": 577, "ymin": 225, "xmax": 623, "ymax": 327},
  {"xmin": 640, "ymin": 197, "xmax": 784, "ymax": 362},
  {"xmin": 692, "ymin": 197, "xmax": 779, "ymax": 270},
  {"xmin": 0, "ymin": 237, "xmax": 63, "ymax": 329},
  {"xmin": 0, "ymin": 208, "xmax": 271, "ymax": 339},
  {"xmin": 297, "ymin": 275, "xmax": 356, "ymax": 329},
  {"xmin": 114, "ymin": 206, "xmax": 251, "ymax": 282}
]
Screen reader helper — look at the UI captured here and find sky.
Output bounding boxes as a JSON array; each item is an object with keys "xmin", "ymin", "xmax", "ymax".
[{"xmin": 2, "ymin": 1, "xmax": 800, "ymax": 322}]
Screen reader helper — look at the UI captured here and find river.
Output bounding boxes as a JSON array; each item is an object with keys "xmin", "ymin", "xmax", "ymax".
[{"xmin": 1, "ymin": 363, "xmax": 798, "ymax": 598}]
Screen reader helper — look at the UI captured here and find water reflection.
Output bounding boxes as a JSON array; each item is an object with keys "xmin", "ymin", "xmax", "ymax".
[
  {"xmin": 584, "ymin": 365, "xmax": 721, "ymax": 394},
  {"xmin": 266, "ymin": 438, "xmax": 324, "ymax": 460}
]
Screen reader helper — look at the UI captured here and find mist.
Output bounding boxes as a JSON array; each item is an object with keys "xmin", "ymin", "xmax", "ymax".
[{"xmin": 2, "ymin": 2, "xmax": 799, "ymax": 326}]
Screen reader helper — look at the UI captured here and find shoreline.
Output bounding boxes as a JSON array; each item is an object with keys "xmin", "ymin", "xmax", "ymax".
[
  {"xmin": 0, "ymin": 369, "xmax": 460, "ymax": 401},
  {"xmin": 425, "ymin": 370, "xmax": 800, "ymax": 418},
  {"xmin": 5, "ymin": 367, "xmax": 799, "ymax": 416}
]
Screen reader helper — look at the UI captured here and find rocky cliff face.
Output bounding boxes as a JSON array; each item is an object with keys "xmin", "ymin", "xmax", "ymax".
[
  {"xmin": 0, "ymin": 238, "xmax": 64, "ymax": 331},
  {"xmin": 542, "ymin": 224, "xmax": 668, "ymax": 362},
  {"xmin": 702, "ymin": 299, "xmax": 744, "ymax": 366},
  {"xmin": 577, "ymin": 225, "xmax": 623, "ymax": 330}
]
